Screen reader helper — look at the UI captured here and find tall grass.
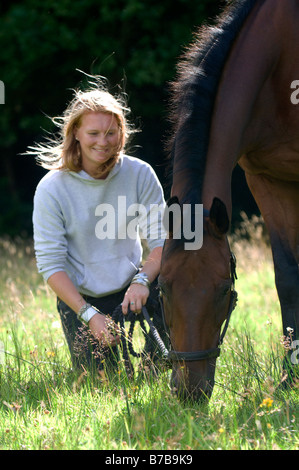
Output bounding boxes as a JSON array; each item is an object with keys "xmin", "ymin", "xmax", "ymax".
[{"xmin": 0, "ymin": 219, "xmax": 298, "ymax": 450}]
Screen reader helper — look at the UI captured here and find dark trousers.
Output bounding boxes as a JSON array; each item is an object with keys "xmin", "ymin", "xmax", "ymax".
[{"xmin": 57, "ymin": 279, "xmax": 164, "ymax": 374}]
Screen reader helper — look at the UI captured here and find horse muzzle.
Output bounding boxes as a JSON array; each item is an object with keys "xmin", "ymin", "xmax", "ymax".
[{"xmin": 171, "ymin": 358, "xmax": 217, "ymax": 402}]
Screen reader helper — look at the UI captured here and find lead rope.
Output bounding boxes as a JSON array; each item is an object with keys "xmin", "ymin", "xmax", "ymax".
[
  {"xmin": 111, "ymin": 304, "xmax": 170, "ymax": 365},
  {"xmin": 141, "ymin": 306, "xmax": 170, "ymax": 359}
]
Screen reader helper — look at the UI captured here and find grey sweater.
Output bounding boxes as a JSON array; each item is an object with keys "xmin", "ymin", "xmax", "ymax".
[{"xmin": 33, "ymin": 154, "xmax": 166, "ymax": 297}]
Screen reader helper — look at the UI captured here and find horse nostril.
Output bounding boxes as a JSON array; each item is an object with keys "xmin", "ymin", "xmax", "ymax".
[{"xmin": 171, "ymin": 366, "xmax": 214, "ymax": 402}]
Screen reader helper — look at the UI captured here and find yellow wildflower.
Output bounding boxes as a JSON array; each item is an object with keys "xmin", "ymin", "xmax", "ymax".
[{"xmin": 260, "ymin": 397, "xmax": 273, "ymax": 408}]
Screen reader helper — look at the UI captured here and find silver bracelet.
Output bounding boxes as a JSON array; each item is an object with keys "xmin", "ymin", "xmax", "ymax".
[
  {"xmin": 77, "ymin": 303, "xmax": 98, "ymax": 325},
  {"xmin": 130, "ymin": 272, "xmax": 150, "ymax": 289}
]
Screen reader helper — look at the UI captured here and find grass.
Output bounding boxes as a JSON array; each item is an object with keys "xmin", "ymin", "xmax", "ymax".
[{"xmin": 0, "ymin": 219, "xmax": 298, "ymax": 450}]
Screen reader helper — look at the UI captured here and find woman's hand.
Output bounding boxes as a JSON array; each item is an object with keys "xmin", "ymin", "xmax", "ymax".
[
  {"xmin": 88, "ymin": 313, "xmax": 120, "ymax": 348},
  {"xmin": 121, "ymin": 283, "xmax": 149, "ymax": 315}
]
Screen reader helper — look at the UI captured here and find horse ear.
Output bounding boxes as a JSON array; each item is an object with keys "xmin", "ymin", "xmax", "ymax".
[
  {"xmin": 167, "ymin": 196, "xmax": 180, "ymax": 207},
  {"xmin": 209, "ymin": 197, "xmax": 230, "ymax": 236},
  {"xmin": 163, "ymin": 196, "xmax": 181, "ymax": 239}
]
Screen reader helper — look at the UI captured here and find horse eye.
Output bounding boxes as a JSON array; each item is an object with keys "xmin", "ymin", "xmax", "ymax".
[
  {"xmin": 158, "ymin": 280, "xmax": 170, "ymax": 297},
  {"xmin": 159, "ymin": 284, "xmax": 166, "ymax": 296},
  {"xmin": 219, "ymin": 283, "xmax": 231, "ymax": 299}
]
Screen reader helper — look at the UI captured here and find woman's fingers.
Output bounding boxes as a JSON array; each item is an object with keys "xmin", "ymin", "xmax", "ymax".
[
  {"xmin": 121, "ymin": 284, "xmax": 149, "ymax": 315},
  {"xmin": 88, "ymin": 313, "xmax": 121, "ymax": 348}
]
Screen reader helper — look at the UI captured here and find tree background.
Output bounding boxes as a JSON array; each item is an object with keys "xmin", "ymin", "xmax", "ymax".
[{"xmin": 0, "ymin": 0, "xmax": 257, "ymax": 236}]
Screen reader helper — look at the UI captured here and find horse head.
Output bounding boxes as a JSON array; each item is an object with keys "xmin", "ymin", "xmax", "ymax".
[{"xmin": 159, "ymin": 197, "xmax": 237, "ymax": 402}]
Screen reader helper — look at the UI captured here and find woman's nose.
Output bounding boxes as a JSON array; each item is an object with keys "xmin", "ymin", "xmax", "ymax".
[{"xmin": 97, "ymin": 133, "xmax": 108, "ymax": 146}]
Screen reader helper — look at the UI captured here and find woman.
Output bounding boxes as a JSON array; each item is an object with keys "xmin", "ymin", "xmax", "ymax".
[{"xmin": 32, "ymin": 77, "xmax": 166, "ymax": 372}]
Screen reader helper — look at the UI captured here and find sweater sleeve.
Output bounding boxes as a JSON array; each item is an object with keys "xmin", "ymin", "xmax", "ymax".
[
  {"xmin": 32, "ymin": 183, "xmax": 68, "ymax": 281},
  {"xmin": 137, "ymin": 164, "xmax": 167, "ymax": 251}
]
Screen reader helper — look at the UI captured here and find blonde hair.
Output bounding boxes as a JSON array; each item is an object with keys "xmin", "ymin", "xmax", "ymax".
[{"xmin": 29, "ymin": 76, "xmax": 135, "ymax": 178}]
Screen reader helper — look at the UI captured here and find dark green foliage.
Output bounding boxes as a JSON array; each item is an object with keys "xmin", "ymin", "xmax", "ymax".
[{"xmin": 0, "ymin": 0, "xmax": 224, "ymax": 235}]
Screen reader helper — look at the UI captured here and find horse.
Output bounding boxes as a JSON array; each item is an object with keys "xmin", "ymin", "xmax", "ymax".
[{"xmin": 159, "ymin": 0, "xmax": 299, "ymax": 401}]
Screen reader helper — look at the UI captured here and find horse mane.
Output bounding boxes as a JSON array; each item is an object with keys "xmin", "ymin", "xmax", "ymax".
[{"xmin": 167, "ymin": 0, "xmax": 257, "ymax": 200}]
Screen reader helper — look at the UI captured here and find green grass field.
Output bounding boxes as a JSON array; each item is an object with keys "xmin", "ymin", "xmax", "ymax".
[{"xmin": 0, "ymin": 218, "xmax": 298, "ymax": 450}]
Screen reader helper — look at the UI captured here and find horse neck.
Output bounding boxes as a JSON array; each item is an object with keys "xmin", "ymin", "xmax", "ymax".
[
  {"xmin": 202, "ymin": 1, "xmax": 284, "ymax": 219},
  {"xmin": 201, "ymin": 161, "xmax": 233, "ymax": 220}
]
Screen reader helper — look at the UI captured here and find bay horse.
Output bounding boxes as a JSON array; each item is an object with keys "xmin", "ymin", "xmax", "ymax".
[{"xmin": 159, "ymin": 0, "xmax": 299, "ymax": 401}]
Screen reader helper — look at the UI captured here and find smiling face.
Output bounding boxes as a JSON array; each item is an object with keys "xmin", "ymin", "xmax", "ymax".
[{"xmin": 74, "ymin": 111, "xmax": 121, "ymax": 177}]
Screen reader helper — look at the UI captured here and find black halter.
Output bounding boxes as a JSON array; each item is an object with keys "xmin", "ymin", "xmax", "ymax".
[{"xmin": 156, "ymin": 251, "xmax": 238, "ymax": 363}]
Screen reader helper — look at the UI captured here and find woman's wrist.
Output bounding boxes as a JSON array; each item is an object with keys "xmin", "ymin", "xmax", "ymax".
[
  {"xmin": 77, "ymin": 303, "xmax": 98, "ymax": 324},
  {"xmin": 130, "ymin": 271, "xmax": 150, "ymax": 289}
]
